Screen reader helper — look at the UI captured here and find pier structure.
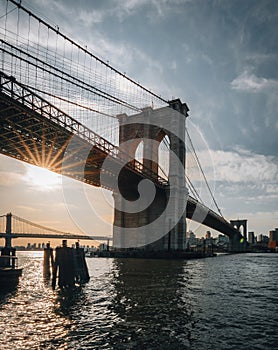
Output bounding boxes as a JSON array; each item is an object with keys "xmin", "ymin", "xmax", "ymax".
[
  {"xmin": 0, "ymin": 213, "xmax": 16, "ymax": 269},
  {"xmin": 44, "ymin": 240, "xmax": 90, "ymax": 289},
  {"xmin": 0, "ymin": 214, "xmax": 93, "ymax": 288}
]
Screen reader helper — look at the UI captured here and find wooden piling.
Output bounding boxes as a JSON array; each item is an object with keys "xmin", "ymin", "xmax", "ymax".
[
  {"xmin": 51, "ymin": 240, "xmax": 90, "ymax": 289},
  {"xmin": 0, "ymin": 247, "xmax": 16, "ymax": 268},
  {"xmin": 43, "ymin": 242, "xmax": 54, "ymax": 280},
  {"xmin": 74, "ymin": 242, "xmax": 90, "ymax": 284}
]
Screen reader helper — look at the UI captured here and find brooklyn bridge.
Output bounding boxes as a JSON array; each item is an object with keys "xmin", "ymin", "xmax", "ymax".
[{"xmin": 0, "ymin": 0, "xmax": 247, "ymax": 252}]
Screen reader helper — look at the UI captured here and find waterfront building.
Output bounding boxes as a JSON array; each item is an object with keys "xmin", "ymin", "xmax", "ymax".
[
  {"xmin": 269, "ymin": 228, "xmax": 278, "ymax": 242},
  {"xmin": 205, "ymin": 231, "xmax": 211, "ymax": 239},
  {"xmin": 99, "ymin": 243, "xmax": 108, "ymax": 251},
  {"xmin": 186, "ymin": 231, "xmax": 197, "ymax": 247},
  {"xmin": 216, "ymin": 234, "xmax": 229, "ymax": 245},
  {"xmin": 257, "ymin": 234, "xmax": 269, "ymax": 244},
  {"xmin": 269, "ymin": 228, "xmax": 278, "ymax": 250},
  {"xmin": 248, "ymin": 231, "xmax": 255, "ymax": 244}
]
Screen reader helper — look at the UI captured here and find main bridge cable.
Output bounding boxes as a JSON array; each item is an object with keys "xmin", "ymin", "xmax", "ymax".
[
  {"xmin": 11, "ymin": 215, "xmax": 111, "ymax": 239},
  {"xmin": 13, "ymin": 214, "xmax": 74, "ymax": 235},
  {"xmin": 185, "ymin": 128, "xmax": 223, "ymax": 217},
  {"xmin": 8, "ymin": 0, "xmax": 168, "ymax": 105},
  {"xmin": 0, "ymin": 2, "xmax": 16, "ymax": 20},
  {"xmin": 185, "ymin": 174, "xmax": 204, "ymax": 203},
  {"xmin": 0, "ymin": 40, "xmax": 141, "ymax": 113},
  {"xmin": 21, "ymin": 82, "xmax": 117, "ymax": 119}
]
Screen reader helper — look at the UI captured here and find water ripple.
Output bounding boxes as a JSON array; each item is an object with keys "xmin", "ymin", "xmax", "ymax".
[{"xmin": 0, "ymin": 252, "xmax": 277, "ymax": 349}]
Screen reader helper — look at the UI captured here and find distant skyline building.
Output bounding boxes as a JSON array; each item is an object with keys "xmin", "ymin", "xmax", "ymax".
[
  {"xmin": 257, "ymin": 234, "xmax": 269, "ymax": 244},
  {"xmin": 205, "ymin": 231, "xmax": 211, "ymax": 239},
  {"xmin": 269, "ymin": 228, "xmax": 278, "ymax": 242},
  {"xmin": 186, "ymin": 231, "xmax": 197, "ymax": 247},
  {"xmin": 216, "ymin": 234, "xmax": 229, "ymax": 249},
  {"xmin": 269, "ymin": 228, "xmax": 278, "ymax": 250},
  {"xmin": 248, "ymin": 232, "xmax": 255, "ymax": 244}
]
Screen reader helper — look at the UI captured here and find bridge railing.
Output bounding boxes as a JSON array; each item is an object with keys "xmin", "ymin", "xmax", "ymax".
[{"xmin": 0, "ymin": 72, "xmax": 168, "ymax": 187}]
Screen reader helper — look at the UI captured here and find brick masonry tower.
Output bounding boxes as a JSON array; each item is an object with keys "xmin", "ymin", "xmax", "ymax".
[{"xmin": 113, "ymin": 99, "xmax": 189, "ymax": 251}]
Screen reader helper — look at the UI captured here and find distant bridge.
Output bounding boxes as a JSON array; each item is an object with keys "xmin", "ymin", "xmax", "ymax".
[
  {"xmin": 0, "ymin": 213, "xmax": 111, "ymax": 247},
  {"xmin": 0, "ymin": 233, "xmax": 110, "ymax": 241}
]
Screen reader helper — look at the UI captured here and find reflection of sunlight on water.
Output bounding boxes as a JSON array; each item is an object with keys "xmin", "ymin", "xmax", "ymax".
[
  {"xmin": 1, "ymin": 250, "xmax": 73, "ymax": 349},
  {"xmin": 0, "ymin": 254, "xmax": 277, "ymax": 349},
  {"xmin": 20, "ymin": 251, "xmax": 44, "ymax": 258}
]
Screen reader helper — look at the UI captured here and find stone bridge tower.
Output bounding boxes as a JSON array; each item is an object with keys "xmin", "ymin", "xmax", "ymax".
[
  {"xmin": 229, "ymin": 219, "xmax": 248, "ymax": 252},
  {"xmin": 230, "ymin": 219, "xmax": 247, "ymax": 240},
  {"xmin": 113, "ymin": 99, "xmax": 189, "ymax": 251}
]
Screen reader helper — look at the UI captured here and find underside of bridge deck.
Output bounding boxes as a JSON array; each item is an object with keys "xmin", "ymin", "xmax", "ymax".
[{"xmin": 0, "ymin": 74, "xmax": 245, "ymax": 252}]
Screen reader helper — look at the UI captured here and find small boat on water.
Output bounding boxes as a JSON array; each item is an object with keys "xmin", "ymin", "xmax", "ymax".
[{"xmin": 0, "ymin": 249, "xmax": 22, "ymax": 285}]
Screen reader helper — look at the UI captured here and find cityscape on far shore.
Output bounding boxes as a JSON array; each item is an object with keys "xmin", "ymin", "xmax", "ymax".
[
  {"xmin": 6, "ymin": 227, "xmax": 278, "ymax": 254},
  {"xmin": 186, "ymin": 227, "xmax": 278, "ymax": 253}
]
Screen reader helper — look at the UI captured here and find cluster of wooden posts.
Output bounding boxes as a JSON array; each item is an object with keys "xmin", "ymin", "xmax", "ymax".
[
  {"xmin": 0, "ymin": 247, "xmax": 16, "ymax": 268},
  {"xmin": 43, "ymin": 240, "xmax": 89, "ymax": 289}
]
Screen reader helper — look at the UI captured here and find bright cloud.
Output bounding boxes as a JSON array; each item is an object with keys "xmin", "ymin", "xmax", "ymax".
[
  {"xmin": 189, "ymin": 147, "xmax": 278, "ymax": 184},
  {"xmin": 23, "ymin": 165, "xmax": 62, "ymax": 192},
  {"xmin": 230, "ymin": 70, "xmax": 278, "ymax": 92},
  {"xmin": 186, "ymin": 147, "xmax": 277, "ymax": 219}
]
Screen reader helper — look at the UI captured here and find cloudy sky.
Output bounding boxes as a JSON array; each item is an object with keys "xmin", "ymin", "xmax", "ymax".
[{"xmin": 0, "ymin": 0, "xmax": 277, "ymax": 242}]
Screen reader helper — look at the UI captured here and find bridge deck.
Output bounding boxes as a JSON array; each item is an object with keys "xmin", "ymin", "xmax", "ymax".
[
  {"xmin": 0, "ymin": 73, "xmax": 241, "ymax": 239},
  {"xmin": 0, "ymin": 72, "xmax": 167, "ymax": 189},
  {"xmin": 0, "ymin": 233, "xmax": 111, "ymax": 241}
]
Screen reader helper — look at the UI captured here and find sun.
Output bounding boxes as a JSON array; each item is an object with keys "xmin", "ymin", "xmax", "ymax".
[{"xmin": 25, "ymin": 164, "xmax": 62, "ymax": 191}]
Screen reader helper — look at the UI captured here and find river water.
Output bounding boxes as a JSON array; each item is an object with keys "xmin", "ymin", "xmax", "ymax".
[{"xmin": 0, "ymin": 252, "xmax": 277, "ymax": 349}]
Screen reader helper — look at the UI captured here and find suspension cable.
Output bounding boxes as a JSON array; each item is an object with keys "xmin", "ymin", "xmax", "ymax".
[
  {"xmin": 13, "ymin": 214, "xmax": 71, "ymax": 234},
  {"xmin": 185, "ymin": 174, "xmax": 204, "ymax": 203},
  {"xmin": 21, "ymin": 83, "xmax": 117, "ymax": 119},
  {"xmin": 185, "ymin": 128, "xmax": 223, "ymax": 217},
  {"xmin": 1, "ymin": 40, "xmax": 141, "ymax": 112},
  {"xmin": 160, "ymin": 136, "xmax": 203, "ymax": 202},
  {"xmin": 8, "ymin": 0, "xmax": 168, "ymax": 104}
]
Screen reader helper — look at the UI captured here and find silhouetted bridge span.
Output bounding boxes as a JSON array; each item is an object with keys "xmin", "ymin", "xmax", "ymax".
[
  {"xmin": 0, "ymin": 0, "xmax": 247, "ymax": 252},
  {"xmin": 0, "ymin": 213, "xmax": 111, "ymax": 246},
  {"xmin": 0, "ymin": 74, "xmax": 243, "ymax": 243},
  {"xmin": 0, "ymin": 233, "xmax": 110, "ymax": 241}
]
